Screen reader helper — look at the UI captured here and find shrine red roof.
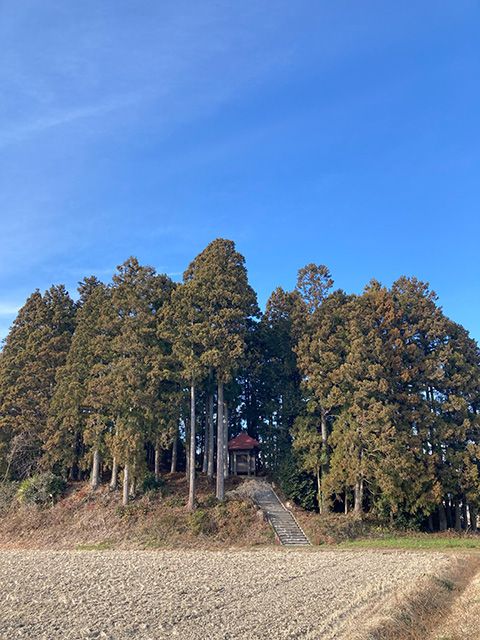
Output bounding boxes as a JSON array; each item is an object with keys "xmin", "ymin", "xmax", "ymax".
[{"xmin": 228, "ymin": 432, "xmax": 260, "ymax": 450}]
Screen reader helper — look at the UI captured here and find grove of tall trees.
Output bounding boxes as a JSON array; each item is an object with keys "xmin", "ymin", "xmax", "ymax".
[{"xmin": 0, "ymin": 239, "xmax": 479, "ymax": 531}]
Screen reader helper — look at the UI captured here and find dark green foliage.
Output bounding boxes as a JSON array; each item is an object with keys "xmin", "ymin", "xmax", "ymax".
[
  {"xmin": 141, "ymin": 472, "xmax": 165, "ymax": 493},
  {"xmin": 169, "ymin": 239, "xmax": 259, "ymax": 505},
  {"xmin": 276, "ymin": 453, "xmax": 317, "ymax": 511},
  {"xmin": 109, "ymin": 258, "xmax": 176, "ymax": 471},
  {"xmin": 17, "ymin": 473, "xmax": 66, "ymax": 506},
  {"xmin": 45, "ymin": 279, "xmax": 110, "ymax": 477}
]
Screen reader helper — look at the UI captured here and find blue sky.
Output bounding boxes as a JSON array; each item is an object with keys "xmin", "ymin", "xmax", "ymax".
[{"xmin": 0, "ymin": 1, "xmax": 479, "ymax": 342}]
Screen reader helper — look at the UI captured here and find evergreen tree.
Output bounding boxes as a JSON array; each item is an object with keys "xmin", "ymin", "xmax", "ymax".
[
  {"xmin": 183, "ymin": 239, "xmax": 258, "ymax": 501},
  {"xmin": 167, "ymin": 278, "xmax": 207, "ymax": 510},
  {"xmin": 326, "ymin": 283, "xmax": 399, "ymax": 514},
  {"xmin": 46, "ymin": 277, "xmax": 108, "ymax": 483},
  {"xmin": 0, "ymin": 286, "xmax": 75, "ymax": 479},
  {"xmin": 255, "ymin": 288, "xmax": 303, "ymax": 472},
  {"xmin": 107, "ymin": 258, "xmax": 174, "ymax": 505},
  {"xmin": 389, "ymin": 278, "xmax": 480, "ymax": 527},
  {"xmin": 294, "ymin": 272, "xmax": 349, "ymax": 513}
]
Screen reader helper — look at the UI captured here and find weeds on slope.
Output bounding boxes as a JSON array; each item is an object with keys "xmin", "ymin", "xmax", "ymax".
[{"xmin": 0, "ymin": 475, "xmax": 274, "ymax": 550}]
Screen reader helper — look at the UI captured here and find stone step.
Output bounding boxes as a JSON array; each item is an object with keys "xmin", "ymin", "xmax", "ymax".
[{"xmin": 252, "ymin": 484, "xmax": 311, "ymax": 546}]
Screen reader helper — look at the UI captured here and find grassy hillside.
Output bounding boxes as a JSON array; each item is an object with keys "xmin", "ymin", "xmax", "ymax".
[{"xmin": 0, "ymin": 474, "xmax": 274, "ymax": 550}]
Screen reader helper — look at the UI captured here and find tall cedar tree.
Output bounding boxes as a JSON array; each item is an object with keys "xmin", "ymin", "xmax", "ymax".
[
  {"xmin": 167, "ymin": 278, "xmax": 207, "ymax": 510},
  {"xmin": 46, "ymin": 277, "xmax": 108, "ymax": 483},
  {"xmin": 106, "ymin": 258, "xmax": 174, "ymax": 505},
  {"xmin": 326, "ymin": 283, "xmax": 400, "ymax": 514},
  {"xmin": 182, "ymin": 239, "xmax": 258, "ymax": 501},
  {"xmin": 254, "ymin": 288, "xmax": 303, "ymax": 471},
  {"xmin": 293, "ymin": 265, "xmax": 340, "ymax": 512},
  {"xmin": 0, "ymin": 286, "xmax": 75, "ymax": 479},
  {"xmin": 389, "ymin": 277, "xmax": 480, "ymax": 527}
]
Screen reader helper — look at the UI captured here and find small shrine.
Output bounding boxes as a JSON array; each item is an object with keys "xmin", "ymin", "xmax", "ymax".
[{"xmin": 228, "ymin": 432, "xmax": 260, "ymax": 476}]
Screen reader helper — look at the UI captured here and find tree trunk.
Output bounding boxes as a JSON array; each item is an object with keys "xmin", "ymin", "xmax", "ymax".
[
  {"xmin": 344, "ymin": 489, "xmax": 349, "ymax": 514},
  {"xmin": 185, "ymin": 419, "xmax": 190, "ymax": 480},
  {"xmin": 216, "ymin": 380, "xmax": 225, "ymax": 501},
  {"xmin": 110, "ymin": 457, "xmax": 118, "ymax": 490},
  {"xmin": 317, "ymin": 479, "xmax": 324, "ymax": 514},
  {"xmin": 207, "ymin": 393, "xmax": 215, "ymax": 479},
  {"xmin": 170, "ymin": 424, "xmax": 178, "ymax": 473},
  {"xmin": 90, "ymin": 448, "xmax": 100, "ymax": 490},
  {"xmin": 320, "ymin": 409, "xmax": 330, "ymax": 513},
  {"xmin": 454, "ymin": 498, "xmax": 462, "ymax": 532},
  {"xmin": 154, "ymin": 443, "xmax": 160, "ymax": 482},
  {"xmin": 109, "ymin": 423, "xmax": 118, "ymax": 489},
  {"xmin": 462, "ymin": 499, "xmax": 468, "ymax": 531},
  {"xmin": 320, "ymin": 408, "xmax": 328, "ymax": 462},
  {"xmin": 122, "ymin": 464, "xmax": 130, "ymax": 507},
  {"xmin": 187, "ymin": 382, "xmax": 196, "ymax": 511},
  {"xmin": 438, "ymin": 502, "xmax": 448, "ymax": 531},
  {"xmin": 129, "ymin": 476, "xmax": 136, "ymax": 497},
  {"xmin": 70, "ymin": 432, "xmax": 81, "ymax": 481},
  {"xmin": 470, "ymin": 505, "xmax": 478, "ymax": 532},
  {"xmin": 202, "ymin": 415, "xmax": 209, "ymax": 474},
  {"xmin": 446, "ymin": 499, "xmax": 453, "ymax": 529},
  {"xmin": 223, "ymin": 402, "xmax": 229, "ymax": 479},
  {"xmin": 354, "ymin": 477, "xmax": 364, "ymax": 514},
  {"xmin": 316, "ymin": 467, "xmax": 322, "ymax": 514},
  {"xmin": 428, "ymin": 514, "xmax": 434, "ymax": 532},
  {"xmin": 129, "ymin": 461, "xmax": 136, "ymax": 498}
]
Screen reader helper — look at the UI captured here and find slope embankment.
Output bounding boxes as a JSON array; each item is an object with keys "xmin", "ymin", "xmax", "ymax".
[
  {"xmin": 0, "ymin": 475, "xmax": 273, "ymax": 550},
  {"xmin": 430, "ymin": 564, "xmax": 480, "ymax": 640},
  {"xmin": 358, "ymin": 554, "xmax": 480, "ymax": 640}
]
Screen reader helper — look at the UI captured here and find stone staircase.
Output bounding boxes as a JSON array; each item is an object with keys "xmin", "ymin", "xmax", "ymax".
[{"xmin": 253, "ymin": 484, "xmax": 311, "ymax": 546}]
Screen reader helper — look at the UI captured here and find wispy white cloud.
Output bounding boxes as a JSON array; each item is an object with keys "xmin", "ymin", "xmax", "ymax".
[
  {"xmin": 0, "ymin": 94, "xmax": 139, "ymax": 149},
  {"xmin": 0, "ymin": 2, "xmax": 298, "ymax": 155}
]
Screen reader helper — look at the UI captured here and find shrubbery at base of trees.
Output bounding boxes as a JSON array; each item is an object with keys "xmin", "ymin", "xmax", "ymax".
[{"xmin": 16, "ymin": 473, "xmax": 66, "ymax": 506}]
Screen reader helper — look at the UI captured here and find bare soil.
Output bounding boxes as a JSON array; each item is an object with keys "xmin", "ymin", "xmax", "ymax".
[{"xmin": 0, "ymin": 548, "xmax": 454, "ymax": 640}]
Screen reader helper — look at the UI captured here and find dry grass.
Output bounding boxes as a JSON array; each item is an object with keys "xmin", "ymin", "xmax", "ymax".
[
  {"xmin": 357, "ymin": 555, "xmax": 480, "ymax": 640},
  {"xmin": 294, "ymin": 509, "xmax": 378, "ymax": 544},
  {"xmin": 0, "ymin": 474, "xmax": 274, "ymax": 550},
  {"xmin": 431, "ymin": 566, "xmax": 480, "ymax": 639}
]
